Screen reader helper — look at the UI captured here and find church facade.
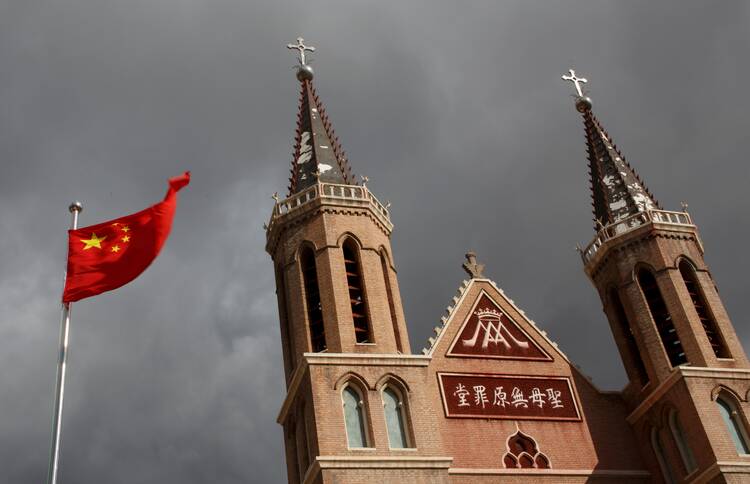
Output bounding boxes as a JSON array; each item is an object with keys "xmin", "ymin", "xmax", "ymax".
[{"xmin": 264, "ymin": 40, "xmax": 750, "ymax": 484}]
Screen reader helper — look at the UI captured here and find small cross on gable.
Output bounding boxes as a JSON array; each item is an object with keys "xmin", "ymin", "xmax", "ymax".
[{"xmin": 463, "ymin": 251, "xmax": 485, "ymax": 279}]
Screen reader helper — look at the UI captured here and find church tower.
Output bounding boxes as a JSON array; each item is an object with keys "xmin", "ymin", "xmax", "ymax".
[
  {"xmin": 265, "ymin": 39, "xmax": 444, "ymax": 484},
  {"xmin": 565, "ymin": 70, "xmax": 750, "ymax": 483},
  {"xmin": 266, "ymin": 38, "xmax": 411, "ymax": 381}
]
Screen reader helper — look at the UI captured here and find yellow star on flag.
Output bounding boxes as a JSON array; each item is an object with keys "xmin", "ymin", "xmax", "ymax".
[
  {"xmin": 121, "ymin": 235, "xmax": 131, "ymax": 243},
  {"xmin": 111, "ymin": 245, "xmax": 121, "ymax": 253},
  {"xmin": 121, "ymin": 226, "xmax": 130, "ymax": 233},
  {"xmin": 81, "ymin": 233, "xmax": 107, "ymax": 250}
]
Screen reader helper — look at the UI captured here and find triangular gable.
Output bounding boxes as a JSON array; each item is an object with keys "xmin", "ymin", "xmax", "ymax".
[{"xmin": 446, "ymin": 289, "xmax": 552, "ymax": 361}]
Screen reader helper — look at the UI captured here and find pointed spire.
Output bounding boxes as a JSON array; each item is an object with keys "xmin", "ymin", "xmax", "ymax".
[
  {"xmin": 562, "ymin": 69, "xmax": 660, "ymax": 231},
  {"xmin": 286, "ymin": 37, "xmax": 355, "ymax": 195}
]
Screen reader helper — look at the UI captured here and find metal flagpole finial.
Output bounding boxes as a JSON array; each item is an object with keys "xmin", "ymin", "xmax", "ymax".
[
  {"xmin": 69, "ymin": 201, "xmax": 83, "ymax": 213},
  {"xmin": 287, "ymin": 36, "xmax": 316, "ymax": 81},
  {"xmin": 562, "ymin": 68, "xmax": 592, "ymax": 112}
]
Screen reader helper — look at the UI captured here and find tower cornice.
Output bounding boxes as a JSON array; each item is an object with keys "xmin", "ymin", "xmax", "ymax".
[
  {"xmin": 265, "ymin": 181, "xmax": 393, "ymax": 256},
  {"xmin": 580, "ymin": 208, "xmax": 703, "ymax": 278}
]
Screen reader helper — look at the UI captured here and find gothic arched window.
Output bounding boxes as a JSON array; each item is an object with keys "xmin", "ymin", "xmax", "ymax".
[
  {"xmin": 609, "ymin": 288, "xmax": 649, "ymax": 385},
  {"xmin": 382, "ymin": 386, "xmax": 411, "ymax": 449},
  {"xmin": 651, "ymin": 427, "xmax": 675, "ymax": 484},
  {"xmin": 380, "ymin": 249, "xmax": 402, "ymax": 352},
  {"xmin": 276, "ymin": 264, "xmax": 295, "ymax": 372},
  {"xmin": 668, "ymin": 410, "xmax": 697, "ymax": 474},
  {"xmin": 637, "ymin": 268, "xmax": 687, "ymax": 367},
  {"xmin": 300, "ymin": 246, "xmax": 326, "ymax": 352},
  {"xmin": 717, "ymin": 396, "xmax": 750, "ymax": 455},
  {"xmin": 679, "ymin": 260, "xmax": 729, "ymax": 358},
  {"xmin": 342, "ymin": 385, "xmax": 370, "ymax": 448},
  {"xmin": 343, "ymin": 239, "xmax": 372, "ymax": 343}
]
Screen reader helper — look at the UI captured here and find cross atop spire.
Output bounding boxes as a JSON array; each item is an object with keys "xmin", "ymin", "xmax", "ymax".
[
  {"xmin": 287, "ymin": 37, "xmax": 316, "ymax": 66},
  {"xmin": 562, "ymin": 69, "xmax": 588, "ymax": 97}
]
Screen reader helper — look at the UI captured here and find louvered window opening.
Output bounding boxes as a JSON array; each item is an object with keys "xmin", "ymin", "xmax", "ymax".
[
  {"xmin": 343, "ymin": 242, "xmax": 372, "ymax": 343},
  {"xmin": 610, "ymin": 289, "xmax": 649, "ymax": 385},
  {"xmin": 638, "ymin": 269, "xmax": 687, "ymax": 367},
  {"xmin": 276, "ymin": 265, "xmax": 295, "ymax": 370},
  {"xmin": 301, "ymin": 248, "xmax": 326, "ymax": 352},
  {"xmin": 380, "ymin": 252, "xmax": 402, "ymax": 352},
  {"xmin": 679, "ymin": 262, "xmax": 729, "ymax": 358}
]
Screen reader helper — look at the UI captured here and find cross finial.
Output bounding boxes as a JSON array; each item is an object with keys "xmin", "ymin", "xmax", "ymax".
[
  {"xmin": 462, "ymin": 251, "xmax": 485, "ymax": 279},
  {"xmin": 271, "ymin": 192, "xmax": 280, "ymax": 203},
  {"xmin": 562, "ymin": 69, "xmax": 588, "ymax": 97},
  {"xmin": 680, "ymin": 201, "xmax": 689, "ymax": 212},
  {"xmin": 287, "ymin": 37, "xmax": 316, "ymax": 66},
  {"xmin": 360, "ymin": 175, "xmax": 369, "ymax": 187}
]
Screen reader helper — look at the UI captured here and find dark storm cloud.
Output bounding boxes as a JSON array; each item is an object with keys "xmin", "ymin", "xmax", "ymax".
[{"xmin": 1, "ymin": 1, "xmax": 748, "ymax": 482}]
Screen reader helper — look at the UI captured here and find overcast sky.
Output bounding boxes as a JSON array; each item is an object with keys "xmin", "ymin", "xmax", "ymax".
[{"xmin": 1, "ymin": 1, "xmax": 749, "ymax": 482}]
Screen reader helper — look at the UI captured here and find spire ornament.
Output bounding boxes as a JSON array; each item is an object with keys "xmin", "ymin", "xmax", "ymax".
[
  {"xmin": 287, "ymin": 37, "xmax": 316, "ymax": 81},
  {"xmin": 462, "ymin": 251, "xmax": 485, "ymax": 279},
  {"xmin": 562, "ymin": 68, "xmax": 592, "ymax": 112}
]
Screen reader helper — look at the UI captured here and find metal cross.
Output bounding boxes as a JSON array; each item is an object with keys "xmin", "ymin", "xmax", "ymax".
[
  {"xmin": 561, "ymin": 69, "xmax": 588, "ymax": 97},
  {"xmin": 287, "ymin": 37, "xmax": 316, "ymax": 66},
  {"xmin": 462, "ymin": 251, "xmax": 485, "ymax": 279}
]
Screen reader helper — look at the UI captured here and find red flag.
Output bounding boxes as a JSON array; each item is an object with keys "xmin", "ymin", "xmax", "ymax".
[{"xmin": 62, "ymin": 172, "xmax": 190, "ymax": 302}]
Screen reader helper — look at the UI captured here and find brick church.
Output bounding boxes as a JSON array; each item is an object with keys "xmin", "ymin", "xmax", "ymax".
[{"xmin": 264, "ymin": 39, "xmax": 750, "ymax": 483}]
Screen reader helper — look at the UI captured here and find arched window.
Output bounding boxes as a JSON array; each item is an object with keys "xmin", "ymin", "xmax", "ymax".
[
  {"xmin": 637, "ymin": 269, "xmax": 687, "ymax": 367},
  {"xmin": 343, "ymin": 239, "xmax": 372, "ymax": 343},
  {"xmin": 342, "ymin": 385, "xmax": 369, "ymax": 448},
  {"xmin": 503, "ymin": 431, "xmax": 550, "ymax": 469},
  {"xmin": 668, "ymin": 410, "xmax": 697, "ymax": 474},
  {"xmin": 609, "ymin": 288, "xmax": 649, "ymax": 385},
  {"xmin": 382, "ymin": 386, "xmax": 411, "ymax": 448},
  {"xmin": 716, "ymin": 396, "xmax": 750, "ymax": 454},
  {"xmin": 300, "ymin": 247, "xmax": 326, "ymax": 352},
  {"xmin": 679, "ymin": 260, "xmax": 729, "ymax": 358},
  {"xmin": 380, "ymin": 250, "xmax": 402, "ymax": 352},
  {"xmin": 295, "ymin": 408, "xmax": 310, "ymax": 477},
  {"xmin": 276, "ymin": 264, "xmax": 295, "ymax": 373},
  {"xmin": 651, "ymin": 427, "xmax": 675, "ymax": 484}
]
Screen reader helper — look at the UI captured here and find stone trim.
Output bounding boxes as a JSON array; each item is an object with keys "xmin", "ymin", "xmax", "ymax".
[
  {"xmin": 448, "ymin": 468, "xmax": 650, "ymax": 477},
  {"xmin": 627, "ymin": 367, "xmax": 750, "ymax": 423},
  {"xmin": 316, "ymin": 455, "xmax": 453, "ymax": 469},
  {"xmin": 304, "ymin": 353, "xmax": 431, "ymax": 366},
  {"xmin": 689, "ymin": 460, "xmax": 750, "ymax": 483},
  {"xmin": 302, "ymin": 456, "xmax": 453, "ymax": 482},
  {"xmin": 277, "ymin": 360, "xmax": 309, "ymax": 424}
]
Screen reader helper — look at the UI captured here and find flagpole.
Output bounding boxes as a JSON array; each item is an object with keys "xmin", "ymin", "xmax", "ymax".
[{"xmin": 47, "ymin": 201, "xmax": 82, "ymax": 484}]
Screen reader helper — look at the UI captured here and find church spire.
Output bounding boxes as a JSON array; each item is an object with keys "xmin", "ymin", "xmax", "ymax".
[
  {"xmin": 286, "ymin": 37, "xmax": 355, "ymax": 195},
  {"xmin": 562, "ymin": 70, "xmax": 660, "ymax": 230}
]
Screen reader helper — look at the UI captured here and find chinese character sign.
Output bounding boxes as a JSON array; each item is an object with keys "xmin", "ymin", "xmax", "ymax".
[
  {"xmin": 439, "ymin": 373, "xmax": 580, "ymax": 421},
  {"xmin": 447, "ymin": 294, "xmax": 552, "ymax": 361}
]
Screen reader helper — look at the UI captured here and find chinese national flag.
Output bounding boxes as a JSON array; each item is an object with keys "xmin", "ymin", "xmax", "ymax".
[{"xmin": 62, "ymin": 172, "xmax": 190, "ymax": 303}]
